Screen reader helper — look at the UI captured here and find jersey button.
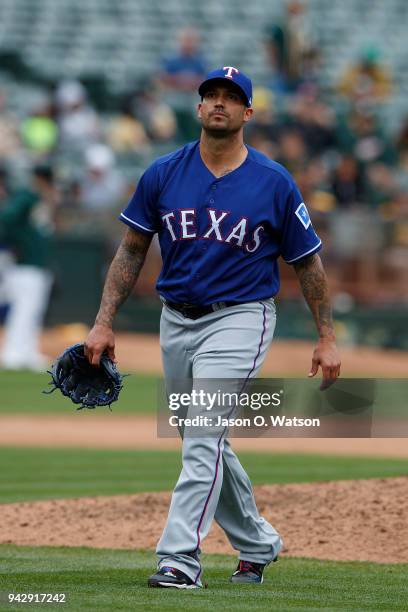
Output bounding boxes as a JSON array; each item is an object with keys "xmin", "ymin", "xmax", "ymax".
[
  {"xmin": 209, "ymin": 198, "xmax": 214, "ymax": 204},
  {"xmin": 212, "ymin": 185, "xmax": 217, "ymax": 190}
]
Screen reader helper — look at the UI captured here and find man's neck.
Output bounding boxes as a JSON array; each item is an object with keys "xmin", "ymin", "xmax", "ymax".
[{"xmin": 199, "ymin": 131, "xmax": 248, "ymax": 178}]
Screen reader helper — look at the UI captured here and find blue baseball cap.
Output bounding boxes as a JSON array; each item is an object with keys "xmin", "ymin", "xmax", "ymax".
[{"xmin": 198, "ymin": 67, "xmax": 253, "ymax": 107}]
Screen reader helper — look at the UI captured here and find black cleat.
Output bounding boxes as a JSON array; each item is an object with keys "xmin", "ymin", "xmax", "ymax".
[
  {"xmin": 147, "ymin": 566, "xmax": 200, "ymax": 589},
  {"xmin": 230, "ymin": 560, "xmax": 266, "ymax": 584}
]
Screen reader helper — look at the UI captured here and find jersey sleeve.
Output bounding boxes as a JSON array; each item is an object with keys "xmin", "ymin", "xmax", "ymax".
[
  {"xmin": 119, "ymin": 163, "xmax": 160, "ymax": 234},
  {"xmin": 279, "ymin": 183, "xmax": 322, "ymax": 264}
]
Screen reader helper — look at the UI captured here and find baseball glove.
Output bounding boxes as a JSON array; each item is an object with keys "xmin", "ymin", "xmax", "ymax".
[{"xmin": 44, "ymin": 343, "xmax": 124, "ymax": 410}]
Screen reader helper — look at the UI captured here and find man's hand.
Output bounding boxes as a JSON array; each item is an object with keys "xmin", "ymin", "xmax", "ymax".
[
  {"xmin": 84, "ymin": 324, "xmax": 116, "ymax": 367},
  {"xmin": 309, "ymin": 337, "xmax": 341, "ymax": 390}
]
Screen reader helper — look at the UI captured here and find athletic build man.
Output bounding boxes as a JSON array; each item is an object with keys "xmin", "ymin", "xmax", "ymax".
[{"xmin": 85, "ymin": 67, "xmax": 341, "ymax": 588}]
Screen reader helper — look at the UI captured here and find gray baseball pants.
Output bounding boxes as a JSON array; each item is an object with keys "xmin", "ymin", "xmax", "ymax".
[{"xmin": 156, "ymin": 298, "xmax": 283, "ymax": 586}]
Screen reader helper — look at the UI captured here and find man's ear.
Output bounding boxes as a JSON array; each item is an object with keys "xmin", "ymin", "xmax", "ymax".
[
  {"xmin": 243, "ymin": 107, "xmax": 254, "ymax": 124},
  {"xmin": 197, "ymin": 103, "xmax": 202, "ymax": 119}
]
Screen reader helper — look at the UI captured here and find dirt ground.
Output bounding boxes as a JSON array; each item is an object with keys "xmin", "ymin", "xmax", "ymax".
[
  {"xmin": 1, "ymin": 477, "xmax": 407, "ymax": 563},
  {"xmin": 1, "ymin": 414, "xmax": 408, "ymax": 457},
  {"xmin": 40, "ymin": 327, "xmax": 408, "ymax": 376}
]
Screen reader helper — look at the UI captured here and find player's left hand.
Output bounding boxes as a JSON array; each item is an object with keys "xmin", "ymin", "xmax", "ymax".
[{"xmin": 308, "ymin": 337, "xmax": 341, "ymax": 390}]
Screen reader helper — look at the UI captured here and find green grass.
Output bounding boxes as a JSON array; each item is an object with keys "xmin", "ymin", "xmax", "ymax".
[
  {"xmin": 0, "ymin": 371, "xmax": 158, "ymax": 414},
  {"xmin": 0, "ymin": 547, "xmax": 406, "ymax": 611},
  {"xmin": 1, "ymin": 372, "xmax": 406, "ymax": 417},
  {"xmin": 0, "ymin": 447, "xmax": 407, "ymax": 504}
]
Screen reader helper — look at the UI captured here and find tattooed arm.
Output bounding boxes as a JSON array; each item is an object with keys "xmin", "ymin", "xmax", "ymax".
[
  {"xmin": 293, "ymin": 253, "xmax": 341, "ymax": 388},
  {"xmin": 85, "ymin": 228, "xmax": 153, "ymax": 365}
]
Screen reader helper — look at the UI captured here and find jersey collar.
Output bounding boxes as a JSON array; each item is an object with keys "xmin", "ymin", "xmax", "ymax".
[{"xmin": 196, "ymin": 141, "xmax": 250, "ymax": 181}]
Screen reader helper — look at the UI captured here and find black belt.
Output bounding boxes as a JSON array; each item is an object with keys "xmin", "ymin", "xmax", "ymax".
[{"xmin": 164, "ymin": 300, "xmax": 240, "ymax": 320}]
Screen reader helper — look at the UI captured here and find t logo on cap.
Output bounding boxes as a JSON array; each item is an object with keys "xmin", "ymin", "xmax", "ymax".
[
  {"xmin": 223, "ymin": 66, "xmax": 239, "ymax": 79},
  {"xmin": 198, "ymin": 67, "xmax": 253, "ymax": 107}
]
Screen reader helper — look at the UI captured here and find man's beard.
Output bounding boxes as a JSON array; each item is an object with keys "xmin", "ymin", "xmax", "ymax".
[{"xmin": 202, "ymin": 123, "xmax": 241, "ymax": 139}]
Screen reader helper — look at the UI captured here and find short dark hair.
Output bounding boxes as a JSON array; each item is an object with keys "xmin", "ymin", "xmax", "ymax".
[{"xmin": 33, "ymin": 164, "xmax": 54, "ymax": 184}]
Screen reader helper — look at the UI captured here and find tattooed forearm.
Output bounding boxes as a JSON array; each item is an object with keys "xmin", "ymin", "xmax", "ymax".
[
  {"xmin": 293, "ymin": 254, "xmax": 335, "ymax": 339},
  {"xmin": 95, "ymin": 228, "xmax": 152, "ymax": 327}
]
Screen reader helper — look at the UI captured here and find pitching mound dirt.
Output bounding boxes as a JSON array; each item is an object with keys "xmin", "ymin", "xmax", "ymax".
[{"xmin": 1, "ymin": 477, "xmax": 407, "ymax": 563}]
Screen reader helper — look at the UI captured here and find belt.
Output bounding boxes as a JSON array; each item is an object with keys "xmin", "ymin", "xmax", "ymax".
[{"xmin": 164, "ymin": 300, "xmax": 241, "ymax": 320}]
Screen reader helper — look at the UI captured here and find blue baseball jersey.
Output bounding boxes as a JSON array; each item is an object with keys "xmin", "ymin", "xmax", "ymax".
[{"xmin": 120, "ymin": 141, "xmax": 321, "ymax": 305}]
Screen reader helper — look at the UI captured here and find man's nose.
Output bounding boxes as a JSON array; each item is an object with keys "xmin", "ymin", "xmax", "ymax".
[{"xmin": 214, "ymin": 95, "xmax": 225, "ymax": 106}]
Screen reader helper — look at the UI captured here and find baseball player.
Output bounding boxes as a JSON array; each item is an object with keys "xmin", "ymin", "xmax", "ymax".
[{"xmin": 85, "ymin": 67, "xmax": 341, "ymax": 588}]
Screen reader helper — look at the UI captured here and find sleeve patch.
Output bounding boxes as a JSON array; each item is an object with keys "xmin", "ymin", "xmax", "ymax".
[{"xmin": 295, "ymin": 202, "xmax": 311, "ymax": 230}]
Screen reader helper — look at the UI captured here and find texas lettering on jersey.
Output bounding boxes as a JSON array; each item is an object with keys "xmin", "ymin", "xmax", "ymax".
[
  {"xmin": 161, "ymin": 208, "xmax": 264, "ymax": 253},
  {"xmin": 119, "ymin": 142, "xmax": 322, "ymax": 303}
]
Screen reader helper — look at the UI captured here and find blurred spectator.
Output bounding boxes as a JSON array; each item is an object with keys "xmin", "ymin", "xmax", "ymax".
[
  {"xmin": 159, "ymin": 27, "xmax": 206, "ymax": 140},
  {"xmin": 329, "ymin": 205, "xmax": 384, "ymax": 295},
  {"xmin": 246, "ymin": 132, "xmax": 277, "ymax": 160},
  {"xmin": 246, "ymin": 87, "xmax": 281, "ymax": 158},
  {"xmin": 338, "ymin": 46, "xmax": 392, "ymax": 103},
  {"xmin": 276, "ymin": 128, "xmax": 307, "ymax": 174},
  {"xmin": 264, "ymin": 0, "xmax": 315, "ymax": 93},
  {"xmin": 365, "ymin": 163, "xmax": 399, "ymax": 208},
  {"xmin": 161, "ymin": 27, "xmax": 207, "ymax": 92},
  {"xmin": 331, "ymin": 155, "xmax": 365, "ymax": 207},
  {"xmin": 395, "ymin": 150, "xmax": 408, "ymax": 193},
  {"xmin": 285, "ymin": 84, "xmax": 336, "ymax": 155},
  {"xmin": 20, "ymin": 94, "xmax": 58, "ymax": 158},
  {"xmin": 56, "ymin": 80, "xmax": 100, "ymax": 151},
  {"xmin": 294, "ymin": 157, "xmax": 335, "ymax": 214},
  {"xmin": 0, "ymin": 90, "xmax": 21, "ymax": 161},
  {"xmin": 78, "ymin": 144, "xmax": 127, "ymax": 212},
  {"xmin": 383, "ymin": 209, "xmax": 408, "ymax": 302},
  {"xmin": 0, "ymin": 167, "xmax": 14, "ymax": 309},
  {"xmin": 301, "ymin": 46, "xmax": 323, "ymax": 89},
  {"xmin": 0, "ymin": 165, "xmax": 56, "ymax": 370},
  {"xmin": 395, "ymin": 116, "xmax": 408, "ymax": 153},
  {"xmin": 107, "ymin": 99, "xmax": 150, "ymax": 155},
  {"xmin": 134, "ymin": 84, "xmax": 177, "ymax": 143},
  {"xmin": 0, "ymin": 166, "xmax": 10, "ymax": 201},
  {"xmin": 336, "ymin": 107, "xmax": 396, "ymax": 166}
]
